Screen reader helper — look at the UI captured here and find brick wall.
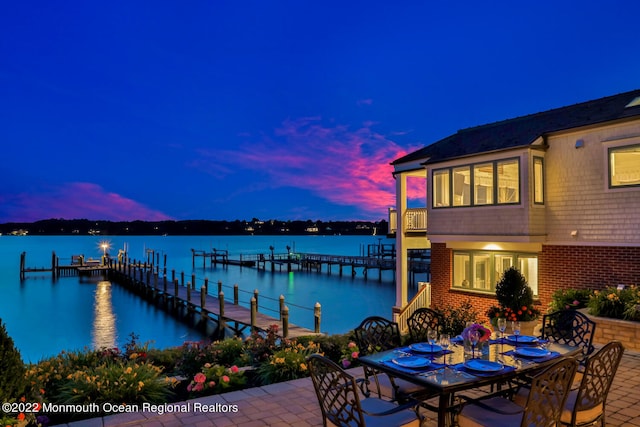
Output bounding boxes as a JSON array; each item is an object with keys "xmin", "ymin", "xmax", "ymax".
[{"xmin": 538, "ymin": 245, "xmax": 640, "ymax": 306}]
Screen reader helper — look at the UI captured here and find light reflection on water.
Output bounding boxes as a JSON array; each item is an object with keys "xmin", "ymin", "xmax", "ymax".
[{"xmin": 92, "ymin": 281, "xmax": 116, "ymax": 349}]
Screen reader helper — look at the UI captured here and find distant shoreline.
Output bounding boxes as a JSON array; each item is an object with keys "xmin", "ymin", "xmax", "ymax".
[{"xmin": 0, "ymin": 218, "xmax": 389, "ymax": 236}]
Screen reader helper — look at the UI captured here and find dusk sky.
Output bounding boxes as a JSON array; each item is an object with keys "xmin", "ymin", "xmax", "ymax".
[{"xmin": 1, "ymin": 1, "xmax": 639, "ymax": 223}]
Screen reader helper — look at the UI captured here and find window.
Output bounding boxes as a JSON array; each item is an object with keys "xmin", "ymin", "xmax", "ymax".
[
  {"xmin": 609, "ymin": 144, "xmax": 640, "ymax": 188},
  {"xmin": 533, "ymin": 157, "xmax": 544, "ymax": 204},
  {"xmin": 453, "ymin": 253, "xmax": 470, "ymax": 287},
  {"xmin": 497, "ymin": 159, "xmax": 519, "ymax": 203},
  {"xmin": 432, "ymin": 157, "xmax": 520, "ymax": 208},
  {"xmin": 474, "ymin": 163, "xmax": 494, "ymax": 205},
  {"xmin": 452, "ymin": 250, "xmax": 538, "ymax": 296},
  {"xmin": 453, "ymin": 166, "xmax": 471, "ymax": 206},
  {"xmin": 433, "ymin": 169, "xmax": 450, "ymax": 207}
]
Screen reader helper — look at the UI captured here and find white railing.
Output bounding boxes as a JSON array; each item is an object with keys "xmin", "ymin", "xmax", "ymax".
[
  {"xmin": 388, "ymin": 208, "xmax": 427, "ymax": 233},
  {"xmin": 395, "ymin": 282, "xmax": 431, "ymax": 335}
]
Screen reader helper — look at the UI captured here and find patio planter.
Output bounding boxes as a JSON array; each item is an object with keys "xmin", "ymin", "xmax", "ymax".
[{"xmin": 585, "ymin": 311, "xmax": 640, "ymax": 351}]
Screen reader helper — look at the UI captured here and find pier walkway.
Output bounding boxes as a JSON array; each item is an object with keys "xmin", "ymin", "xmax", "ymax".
[
  {"xmin": 53, "ymin": 348, "xmax": 640, "ymax": 426},
  {"xmin": 110, "ymin": 263, "xmax": 320, "ymax": 340}
]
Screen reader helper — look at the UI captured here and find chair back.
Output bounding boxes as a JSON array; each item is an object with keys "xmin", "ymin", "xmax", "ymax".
[
  {"xmin": 406, "ymin": 307, "xmax": 442, "ymax": 343},
  {"xmin": 541, "ymin": 310, "xmax": 595, "ymax": 363},
  {"xmin": 354, "ymin": 316, "xmax": 401, "ymax": 355},
  {"xmin": 522, "ymin": 357, "xmax": 578, "ymax": 427},
  {"xmin": 307, "ymin": 354, "xmax": 366, "ymax": 427},
  {"xmin": 571, "ymin": 341, "xmax": 624, "ymax": 424}
]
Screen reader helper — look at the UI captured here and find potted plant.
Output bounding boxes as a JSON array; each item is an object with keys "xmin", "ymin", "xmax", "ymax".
[{"xmin": 486, "ymin": 267, "xmax": 540, "ymax": 335}]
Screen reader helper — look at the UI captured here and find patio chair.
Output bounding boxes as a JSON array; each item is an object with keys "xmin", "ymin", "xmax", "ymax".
[
  {"xmin": 406, "ymin": 307, "xmax": 443, "ymax": 344},
  {"xmin": 456, "ymin": 357, "xmax": 578, "ymax": 427},
  {"xmin": 560, "ymin": 340, "xmax": 624, "ymax": 426},
  {"xmin": 541, "ymin": 310, "xmax": 596, "ymax": 366},
  {"xmin": 353, "ymin": 316, "xmax": 431, "ymax": 402},
  {"xmin": 307, "ymin": 354, "xmax": 421, "ymax": 427}
]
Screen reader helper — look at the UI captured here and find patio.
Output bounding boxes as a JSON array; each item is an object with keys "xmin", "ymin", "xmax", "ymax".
[{"xmin": 56, "ymin": 347, "xmax": 640, "ymax": 427}]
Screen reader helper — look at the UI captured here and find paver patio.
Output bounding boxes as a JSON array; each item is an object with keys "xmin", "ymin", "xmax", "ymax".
[{"xmin": 56, "ymin": 347, "xmax": 640, "ymax": 426}]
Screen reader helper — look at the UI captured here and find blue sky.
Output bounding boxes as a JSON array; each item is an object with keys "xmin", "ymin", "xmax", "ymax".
[{"xmin": 1, "ymin": 1, "xmax": 638, "ymax": 222}]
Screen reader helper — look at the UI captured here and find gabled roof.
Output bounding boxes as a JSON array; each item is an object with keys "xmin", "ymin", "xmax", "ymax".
[{"xmin": 392, "ymin": 89, "xmax": 640, "ymax": 166}]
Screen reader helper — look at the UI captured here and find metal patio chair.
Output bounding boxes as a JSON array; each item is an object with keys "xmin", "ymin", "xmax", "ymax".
[
  {"xmin": 307, "ymin": 354, "xmax": 421, "ymax": 427},
  {"xmin": 457, "ymin": 357, "xmax": 578, "ymax": 427},
  {"xmin": 560, "ymin": 341, "xmax": 624, "ymax": 426},
  {"xmin": 541, "ymin": 310, "xmax": 596, "ymax": 366},
  {"xmin": 353, "ymin": 316, "xmax": 430, "ymax": 402},
  {"xmin": 406, "ymin": 307, "xmax": 443, "ymax": 344}
]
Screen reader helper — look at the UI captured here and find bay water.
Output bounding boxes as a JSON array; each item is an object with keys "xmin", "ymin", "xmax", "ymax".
[{"xmin": 0, "ymin": 235, "xmax": 405, "ymax": 362}]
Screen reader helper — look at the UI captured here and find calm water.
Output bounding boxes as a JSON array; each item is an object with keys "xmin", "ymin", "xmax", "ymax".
[{"xmin": 0, "ymin": 235, "xmax": 405, "ymax": 362}]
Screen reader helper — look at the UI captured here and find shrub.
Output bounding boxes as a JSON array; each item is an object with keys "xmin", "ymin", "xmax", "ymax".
[
  {"xmin": 57, "ymin": 361, "xmax": 178, "ymax": 406},
  {"xmin": 0, "ymin": 319, "xmax": 26, "ymax": 401},
  {"xmin": 437, "ymin": 300, "xmax": 479, "ymax": 336},
  {"xmin": 488, "ymin": 267, "xmax": 540, "ymax": 322},
  {"xmin": 244, "ymin": 324, "xmax": 282, "ymax": 365},
  {"xmin": 548, "ymin": 288, "xmax": 593, "ymax": 312},
  {"xmin": 257, "ymin": 341, "xmax": 321, "ymax": 384},
  {"xmin": 210, "ymin": 337, "xmax": 250, "ymax": 367},
  {"xmin": 588, "ymin": 285, "xmax": 640, "ymax": 321}
]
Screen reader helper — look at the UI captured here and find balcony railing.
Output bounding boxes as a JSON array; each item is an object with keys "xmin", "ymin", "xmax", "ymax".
[{"xmin": 388, "ymin": 208, "xmax": 427, "ymax": 234}]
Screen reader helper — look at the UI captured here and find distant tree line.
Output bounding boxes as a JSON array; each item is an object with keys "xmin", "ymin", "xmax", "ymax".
[{"xmin": 0, "ymin": 218, "xmax": 389, "ymax": 236}]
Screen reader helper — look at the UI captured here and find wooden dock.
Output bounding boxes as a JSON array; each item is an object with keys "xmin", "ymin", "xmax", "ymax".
[
  {"xmin": 192, "ymin": 247, "xmax": 430, "ymax": 283},
  {"xmin": 110, "ymin": 262, "xmax": 320, "ymax": 339}
]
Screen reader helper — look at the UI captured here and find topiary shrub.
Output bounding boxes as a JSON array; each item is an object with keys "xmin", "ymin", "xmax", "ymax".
[
  {"xmin": 489, "ymin": 267, "xmax": 540, "ymax": 322},
  {"xmin": 0, "ymin": 318, "xmax": 26, "ymax": 401}
]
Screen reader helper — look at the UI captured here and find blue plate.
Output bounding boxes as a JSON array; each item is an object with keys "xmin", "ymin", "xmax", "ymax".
[
  {"xmin": 409, "ymin": 343, "xmax": 443, "ymax": 353},
  {"xmin": 515, "ymin": 347, "xmax": 551, "ymax": 358},
  {"xmin": 463, "ymin": 359, "xmax": 503, "ymax": 372},
  {"xmin": 391, "ymin": 356, "xmax": 431, "ymax": 369},
  {"xmin": 505, "ymin": 335, "xmax": 537, "ymax": 344}
]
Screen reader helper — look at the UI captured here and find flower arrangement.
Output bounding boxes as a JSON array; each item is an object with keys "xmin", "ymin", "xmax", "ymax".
[
  {"xmin": 486, "ymin": 267, "xmax": 540, "ymax": 322},
  {"xmin": 340, "ymin": 341, "xmax": 360, "ymax": 368},
  {"xmin": 461, "ymin": 323, "xmax": 492, "ymax": 343}
]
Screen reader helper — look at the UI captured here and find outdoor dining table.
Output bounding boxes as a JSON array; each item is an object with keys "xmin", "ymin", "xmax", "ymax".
[{"xmin": 358, "ymin": 335, "xmax": 582, "ymax": 427}]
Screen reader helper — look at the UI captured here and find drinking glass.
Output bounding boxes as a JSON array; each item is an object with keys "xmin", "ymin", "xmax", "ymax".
[
  {"xmin": 512, "ymin": 321, "xmax": 521, "ymax": 344},
  {"xmin": 469, "ymin": 330, "xmax": 480, "ymax": 359},
  {"xmin": 497, "ymin": 318, "xmax": 507, "ymax": 342},
  {"xmin": 439, "ymin": 333, "xmax": 451, "ymax": 367},
  {"xmin": 427, "ymin": 328, "xmax": 438, "ymax": 353}
]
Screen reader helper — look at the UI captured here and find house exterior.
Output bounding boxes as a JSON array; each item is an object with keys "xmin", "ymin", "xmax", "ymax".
[{"xmin": 390, "ymin": 89, "xmax": 640, "ymax": 321}]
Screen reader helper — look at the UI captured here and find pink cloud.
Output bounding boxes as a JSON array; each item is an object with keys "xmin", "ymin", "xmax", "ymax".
[
  {"xmin": 3, "ymin": 182, "xmax": 173, "ymax": 222},
  {"xmin": 209, "ymin": 117, "xmax": 425, "ymax": 216}
]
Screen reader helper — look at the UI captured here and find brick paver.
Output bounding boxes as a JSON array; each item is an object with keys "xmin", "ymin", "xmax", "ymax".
[{"xmin": 56, "ymin": 348, "xmax": 640, "ymax": 426}]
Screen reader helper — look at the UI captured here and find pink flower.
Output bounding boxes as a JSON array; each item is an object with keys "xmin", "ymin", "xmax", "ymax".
[
  {"xmin": 348, "ymin": 342, "xmax": 357, "ymax": 349},
  {"xmin": 187, "ymin": 384, "xmax": 193, "ymax": 392},
  {"xmin": 209, "ymin": 381, "xmax": 216, "ymax": 387},
  {"xmin": 230, "ymin": 365, "xmax": 239, "ymax": 373},
  {"xmin": 222, "ymin": 375, "xmax": 230, "ymax": 383},
  {"xmin": 193, "ymin": 383, "xmax": 204, "ymax": 392},
  {"xmin": 351, "ymin": 351, "xmax": 359, "ymax": 359},
  {"xmin": 194, "ymin": 373, "xmax": 207, "ymax": 383},
  {"xmin": 572, "ymin": 300, "xmax": 580, "ymax": 306}
]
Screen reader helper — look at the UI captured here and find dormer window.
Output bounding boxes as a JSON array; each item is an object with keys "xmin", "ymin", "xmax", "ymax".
[{"xmin": 625, "ymin": 96, "xmax": 640, "ymax": 108}]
